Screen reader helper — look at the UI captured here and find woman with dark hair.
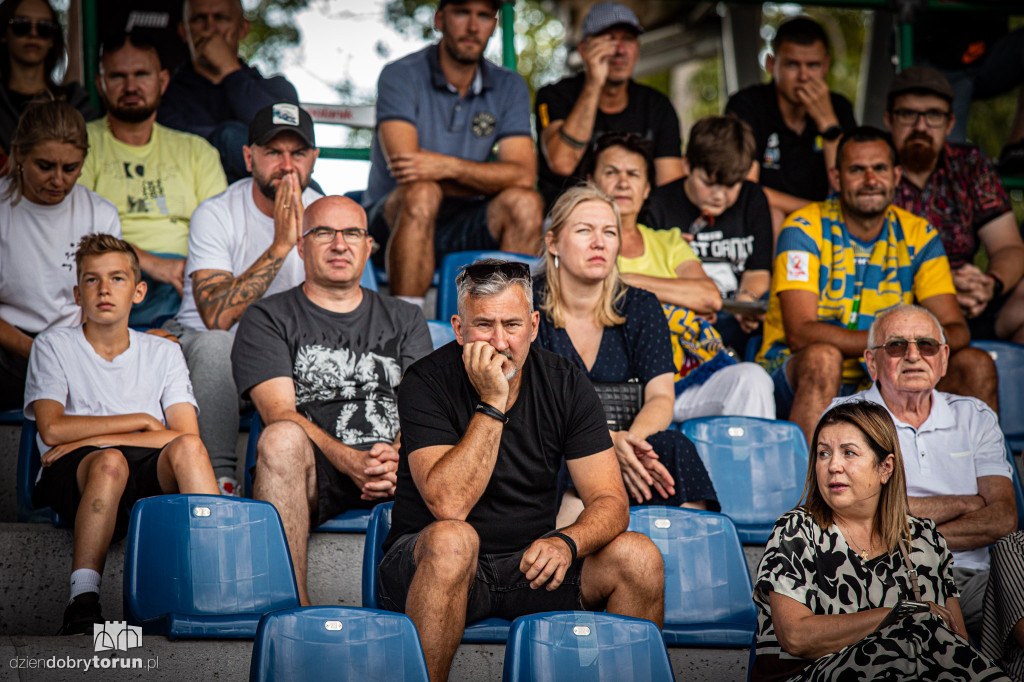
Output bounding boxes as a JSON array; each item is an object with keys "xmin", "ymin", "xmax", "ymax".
[
  {"xmin": 534, "ymin": 183, "xmax": 719, "ymax": 520},
  {"xmin": 751, "ymin": 400, "xmax": 1009, "ymax": 681},
  {"xmin": 0, "ymin": 101, "xmax": 119, "ymax": 407},
  {"xmin": 0, "ymin": 0, "xmax": 96, "ymax": 157}
]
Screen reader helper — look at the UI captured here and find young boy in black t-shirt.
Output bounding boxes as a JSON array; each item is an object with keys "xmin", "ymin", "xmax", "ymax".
[
  {"xmin": 26, "ymin": 234, "xmax": 219, "ymax": 634},
  {"xmin": 644, "ymin": 115, "xmax": 774, "ymax": 352}
]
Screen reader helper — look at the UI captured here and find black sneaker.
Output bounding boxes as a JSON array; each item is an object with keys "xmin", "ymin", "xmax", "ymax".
[
  {"xmin": 996, "ymin": 141, "xmax": 1024, "ymax": 175},
  {"xmin": 57, "ymin": 592, "xmax": 103, "ymax": 635}
]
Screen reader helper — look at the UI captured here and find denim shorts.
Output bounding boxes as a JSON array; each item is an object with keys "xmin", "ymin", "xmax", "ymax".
[
  {"xmin": 377, "ymin": 528, "xmax": 585, "ymax": 622},
  {"xmin": 770, "ymin": 355, "xmax": 860, "ymax": 419}
]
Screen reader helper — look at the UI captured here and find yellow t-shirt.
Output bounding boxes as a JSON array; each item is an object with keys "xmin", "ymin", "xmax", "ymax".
[
  {"xmin": 617, "ymin": 224, "xmax": 699, "ymax": 279},
  {"xmin": 78, "ymin": 119, "xmax": 227, "ymax": 256},
  {"xmin": 757, "ymin": 198, "xmax": 956, "ymax": 383}
]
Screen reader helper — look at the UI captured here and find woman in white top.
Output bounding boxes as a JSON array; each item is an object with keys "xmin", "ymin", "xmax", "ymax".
[{"xmin": 0, "ymin": 100, "xmax": 119, "ymax": 408}]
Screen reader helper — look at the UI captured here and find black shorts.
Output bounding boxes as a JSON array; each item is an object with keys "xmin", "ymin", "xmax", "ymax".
[
  {"xmin": 366, "ymin": 194, "xmax": 500, "ymax": 268},
  {"xmin": 32, "ymin": 445, "xmax": 165, "ymax": 540},
  {"xmin": 249, "ymin": 436, "xmax": 379, "ymax": 528},
  {"xmin": 377, "ymin": 529, "xmax": 585, "ymax": 622}
]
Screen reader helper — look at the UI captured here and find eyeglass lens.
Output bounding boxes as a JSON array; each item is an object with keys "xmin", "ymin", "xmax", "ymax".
[
  {"xmin": 883, "ymin": 338, "xmax": 941, "ymax": 357},
  {"xmin": 9, "ymin": 18, "xmax": 57, "ymax": 39}
]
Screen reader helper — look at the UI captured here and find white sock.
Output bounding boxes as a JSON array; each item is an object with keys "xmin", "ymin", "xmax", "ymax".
[
  {"xmin": 396, "ymin": 295, "xmax": 425, "ymax": 307},
  {"xmin": 69, "ymin": 568, "xmax": 101, "ymax": 601}
]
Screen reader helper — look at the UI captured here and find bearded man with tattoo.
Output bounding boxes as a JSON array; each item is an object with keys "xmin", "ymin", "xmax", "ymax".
[{"xmin": 161, "ymin": 102, "xmax": 321, "ymax": 496}]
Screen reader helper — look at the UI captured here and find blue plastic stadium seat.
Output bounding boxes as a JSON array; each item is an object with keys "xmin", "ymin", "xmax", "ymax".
[
  {"xmin": 363, "ymin": 502, "xmax": 511, "ymax": 643},
  {"xmin": 0, "ymin": 407, "xmax": 24, "ymax": 424},
  {"xmin": 427, "ymin": 319, "xmax": 456, "ymax": 349},
  {"xmin": 249, "ymin": 606, "xmax": 429, "ymax": 682},
  {"xmin": 15, "ymin": 419, "xmax": 69, "ymax": 525},
  {"xmin": 243, "ymin": 415, "xmax": 372, "ymax": 532},
  {"xmin": 629, "ymin": 507, "xmax": 757, "ymax": 647},
  {"xmin": 123, "ymin": 494, "xmax": 300, "ymax": 639},
  {"xmin": 502, "ymin": 611, "xmax": 674, "ymax": 682},
  {"xmin": 435, "ymin": 250, "xmax": 538, "ymax": 321},
  {"xmin": 360, "ymin": 258, "xmax": 379, "ymax": 292},
  {"xmin": 973, "ymin": 340, "xmax": 1024, "ymax": 453},
  {"xmin": 681, "ymin": 416, "xmax": 808, "ymax": 544},
  {"xmin": 1005, "ymin": 440, "xmax": 1024, "ymax": 531}
]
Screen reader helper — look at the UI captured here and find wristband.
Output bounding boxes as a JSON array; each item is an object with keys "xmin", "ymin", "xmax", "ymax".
[
  {"xmin": 989, "ymin": 274, "xmax": 1005, "ymax": 301},
  {"xmin": 557, "ymin": 127, "xmax": 589, "ymax": 151},
  {"xmin": 551, "ymin": 531, "xmax": 578, "ymax": 563},
  {"xmin": 475, "ymin": 402, "xmax": 508, "ymax": 424}
]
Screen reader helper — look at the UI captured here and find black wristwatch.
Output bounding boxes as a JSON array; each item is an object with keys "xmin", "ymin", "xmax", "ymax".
[
  {"xmin": 990, "ymin": 274, "xmax": 1006, "ymax": 301},
  {"xmin": 821, "ymin": 124, "xmax": 843, "ymax": 141}
]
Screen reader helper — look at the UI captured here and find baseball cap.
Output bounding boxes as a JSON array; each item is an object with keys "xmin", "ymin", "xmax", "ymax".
[
  {"xmin": 887, "ymin": 66, "xmax": 955, "ymax": 103},
  {"xmin": 248, "ymin": 102, "xmax": 316, "ymax": 147},
  {"xmin": 581, "ymin": 2, "xmax": 643, "ymax": 40}
]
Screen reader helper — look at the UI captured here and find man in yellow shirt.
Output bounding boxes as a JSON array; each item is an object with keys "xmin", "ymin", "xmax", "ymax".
[
  {"xmin": 757, "ymin": 126, "xmax": 996, "ymax": 442},
  {"xmin": 79, "ymin": 33, "xmax": 227, "ymax": 326}
]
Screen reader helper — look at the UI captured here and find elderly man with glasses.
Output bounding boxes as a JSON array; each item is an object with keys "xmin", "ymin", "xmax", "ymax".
[
  {"xmin": 831, "ymin": 303, "xmax": 1024, "ymax": 678},
  {"xmin": 886, "ymin": 66, "xmax": 1024, "ymax": 345},
  {"xmin": 231, "ymin": 194, "xmax": 433, "ymax": 606},
  {"xmin": 379, "ymin": 259, "xmax": 665, "ymax": 682}
]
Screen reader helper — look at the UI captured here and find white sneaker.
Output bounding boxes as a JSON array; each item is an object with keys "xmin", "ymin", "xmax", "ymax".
[{"xmin": 217, "ymin": 476, "xmax": 239, "ymax": 497}]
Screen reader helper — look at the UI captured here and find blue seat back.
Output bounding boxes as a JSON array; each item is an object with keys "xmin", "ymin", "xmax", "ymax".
[
  {"xmin": 363, "ymin": 502, "xmax": 510, "ymax": 642},
  {"xmin": 1005, "ymin": 440, "xmax": 1024, "ymax": 531},
  {"xmin": 436, "ymin": 250, "xmax": 538, "ymax": 321},
  {"xmin": 629, "ymin": 507, "xmax": 757, "ymax": 646},
  {"xmin": 360, "ymin": 258, "xmax": 379, "ymax": 292},
  {"xmin": 502, "ymin": 611, "xmax": 675, "ymax": 682},
  {"xmin": 427, "ymin": 320, "xmax": 456, "ymax": 349},
  {"xmin": 249, "ymin": 606, "xmax": 429, "ymax": 682},
  {"xmin": 973, "ymin": 340, "xmax": 1024, "ymax": 452},
  {"xmin": 123, "ymin": 494, "xmax": 300, "ymax": 637},
  {"xmin": 244, "ymin": 415, "xmax": 371, "ymax": 532},
  {"xmin": 681, "ymin": 416, "xmax": 808, "ymax": 544},
  {"xmin": 15, "ymin": 419, "xmax": 68, "ymax": 525},
  {"xmin": 0, "ymin": 408, "xmax": 24, "ymax": 424}
]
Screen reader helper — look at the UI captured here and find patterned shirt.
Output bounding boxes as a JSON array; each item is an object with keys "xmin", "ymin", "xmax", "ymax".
[
  {"xmin": 753, "ymin": 509, "xmax": 958, "ymax": 669},
  {"xmin": 894, "ymin": 143, "xmax": 1011, "ymax": 269},
  {"xmin": 758, "ymin": 199, "xmax": 956, "ymax": 383}
]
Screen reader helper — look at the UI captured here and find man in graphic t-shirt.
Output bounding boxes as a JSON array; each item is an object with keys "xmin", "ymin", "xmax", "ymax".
[{"xmin": 232, "ymin": 195, "xmax": 432, "ymax": 605}]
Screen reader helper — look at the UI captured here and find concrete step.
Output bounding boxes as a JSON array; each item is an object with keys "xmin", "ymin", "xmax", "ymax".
[{"xmin": 0, "ymin": 636, "xmax": 748, "ymax": 681}]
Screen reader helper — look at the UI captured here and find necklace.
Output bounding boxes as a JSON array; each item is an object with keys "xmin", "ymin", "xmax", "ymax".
[{"xmin": 838, "ymin": 521, "xmax": 874, "ymax": 560}]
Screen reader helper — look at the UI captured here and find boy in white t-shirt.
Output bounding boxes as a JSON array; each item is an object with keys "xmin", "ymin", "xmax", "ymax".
[{"xmin": 26, "ymin": 234, "xmax": 219, "ymax": 635}]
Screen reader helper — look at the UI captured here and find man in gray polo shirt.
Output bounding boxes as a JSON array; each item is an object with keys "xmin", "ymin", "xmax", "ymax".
[{"xmin": 363, "ymin": 0, "xmax": 543, "ymax": 305}]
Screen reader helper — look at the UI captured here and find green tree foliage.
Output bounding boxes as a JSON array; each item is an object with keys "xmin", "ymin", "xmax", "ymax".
[{"xmin": 240, "ymin": 0, "xmax": 309, "ymax": 70}]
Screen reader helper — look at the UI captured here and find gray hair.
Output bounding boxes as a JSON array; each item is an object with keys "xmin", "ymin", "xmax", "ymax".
[
  {"xmin": 455, "ymin": 259, "xmax": 534, "ymax": 319},
  {"xmin": 867, "ymin": 304, "xmax": 947, "ymax": 348}
]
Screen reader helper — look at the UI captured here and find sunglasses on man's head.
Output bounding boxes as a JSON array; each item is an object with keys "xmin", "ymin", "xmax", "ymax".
[
  {"xmin": 871, "ymin": 337, "xmax": 943, "ymax": 358},
  {"xmin": 460, "ymin": 261, "xmax": 531, "ymax": 282},
  {"xmin": 9, "ymin": 17, "xmax": 58, "ymax": 39}
]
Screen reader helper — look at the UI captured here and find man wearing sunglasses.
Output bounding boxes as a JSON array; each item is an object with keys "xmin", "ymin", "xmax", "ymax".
[
  {"xmin": 758, "ymin": 125, "xmax": 997, "ymax": 444},
  {"xmin": 232, "ymin": 195, "xmax": 433, "ymax": 606},
  {"xmin": 832, "ymin": 304, "xmax": 1023, "ymax": 675},
  {"xmin": 379, "ymin": 259, "xmax": 664, "ymax": 682},
  {"xmin": 885, "ymin": 67, "xmax": 1024, "ymax": 345},
  {"xmin": 159, "ymin": 102, "xmax": 321, "ymax": 497}
]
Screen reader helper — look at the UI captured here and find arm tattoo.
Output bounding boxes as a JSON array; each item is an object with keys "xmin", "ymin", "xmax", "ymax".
[{"xmin": 193, "ymin": 252, "xmax": 286, "ymax": 330}]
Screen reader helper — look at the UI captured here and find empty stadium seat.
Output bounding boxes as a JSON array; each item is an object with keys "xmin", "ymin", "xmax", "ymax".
[
  {"xmin": 363, "ymin": 502, "xmax": 512, "ymax": 643},
  {"xmin": 680, "ymin": 416, "xmax": 808, "ymax": 544},
  {"xmin": 242, "ymin": 415, "xmax": 371, "ymax": 531},
  {"xmin": 123, "ymin": 494, "xmax": 300, "ymax": 638},
  {"xmin": 629, "ymin": 506, "xmax": 757, "ymax": 647},
  {"xmin": 435, "ymin": 250, "xmax": 538, "ymax": 321},
  {"xmin": 427, "ymin": 319, "xmax": 456, "ymax": 348},
  {"xmin": 502, "ymin": 611, "xmax": 674, "ymax": 682},
  {"xmin": 249, "ymin": 606, "xmax": 429, "ymax": 682},
  {"xmin": 972, "ymin": 340, "xmax": 1024, "ymax": 452}
]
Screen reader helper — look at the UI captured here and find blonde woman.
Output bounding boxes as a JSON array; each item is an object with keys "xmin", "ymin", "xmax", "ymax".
[
  {"xmin": 751, "ymin": 400, "xmax": 1009, "ymax": 681},
  {"xmin": 534, "ymin": 183, "xmax": 718, "ymax": 515}
]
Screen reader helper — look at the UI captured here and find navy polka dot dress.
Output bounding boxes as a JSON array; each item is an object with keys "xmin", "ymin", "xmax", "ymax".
[{"xmin": 533, "ymin": 277, "xmax": 719, "ymax": 509}]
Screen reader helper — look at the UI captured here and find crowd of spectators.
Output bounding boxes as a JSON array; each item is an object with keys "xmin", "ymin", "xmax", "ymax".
[{"xmin": 2, "ymin": 0, "xmax": 1023, "ymax": 679}]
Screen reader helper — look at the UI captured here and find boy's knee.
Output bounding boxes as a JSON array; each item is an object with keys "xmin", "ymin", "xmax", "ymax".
[
  {"xmin": 88, "ymin": 448, "xmax": 130, "ymax": 485},
  {"xmin": 165, "ymin": 433, "xmax": 208, "ymax": 463}
]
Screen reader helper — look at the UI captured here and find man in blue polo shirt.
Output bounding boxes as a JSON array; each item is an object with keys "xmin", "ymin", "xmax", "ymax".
[{"xmin": 363, "ymin": 0, "xmax": 543, "ymax": 305}]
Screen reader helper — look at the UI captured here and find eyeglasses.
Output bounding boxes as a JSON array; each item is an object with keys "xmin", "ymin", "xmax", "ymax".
[
  {"xmin": 8, "ymin": 17, "xmax": 59, "ymax": 39},
  {"xmin": 871, "ymin": 337, "xmax": 943, "ymax": 358},
  {"xmin": 301, "ymin": 226, "xmax": 369, "ymax": 244},
  {"xmin": 459, "ymin": 260, "xmax": 531, "ymax": 283},
  {"xmin": 890, "ymin": 108, "xmax": 950, "ymax": 128}
]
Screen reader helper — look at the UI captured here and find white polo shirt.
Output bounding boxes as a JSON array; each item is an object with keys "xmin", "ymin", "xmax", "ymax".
[{"xmin": 833, "ymin": 384, "xmax": 1011, "ymax": 571}]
